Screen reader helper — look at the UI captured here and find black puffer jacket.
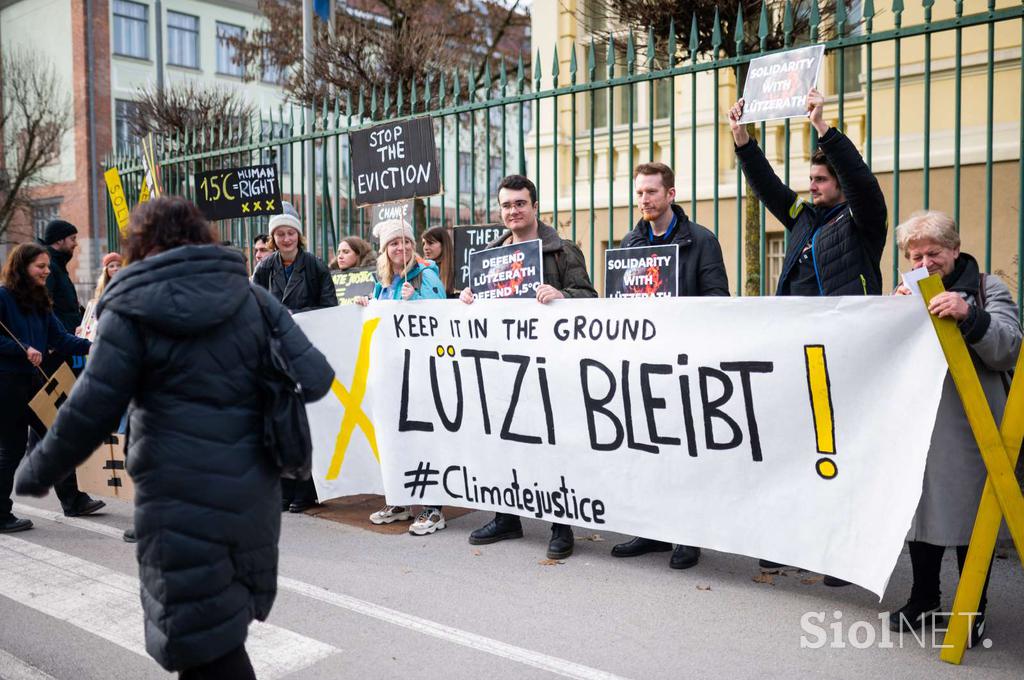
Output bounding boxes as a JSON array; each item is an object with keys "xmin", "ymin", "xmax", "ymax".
[
  {"xmin": 487, "ymin": 221, "xmax": 598, "ymax": 298},
  {"xmin": 43, "ymin": 244, "xmax": 83, "ymax": 332},
  {"xmin": 619, "ymin": 204, "xmax": 730, "ymax": 297},
  {"xmin": 16, "ymin": 245, "xmax": 333, "ymax": 671},
  {"xmin": 736, "ymin": 127, "xmax": 888, "ymax": 295},
  {"xmin": 252, "ymin": 249, "xmax": 338, "ymax": 312}
]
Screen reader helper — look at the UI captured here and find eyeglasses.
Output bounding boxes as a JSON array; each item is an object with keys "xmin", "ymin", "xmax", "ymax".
[{"xmin": 500, "ymin": 200, "xmax": 531, "ymax": 212}]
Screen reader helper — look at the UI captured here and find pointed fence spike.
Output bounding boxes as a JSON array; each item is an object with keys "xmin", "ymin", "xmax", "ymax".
[
  {"xmin": 689, "ymin": 14, "xmax": 699, "ymax": 60},
  {"xmin": 588, "ymin": 38, "xmax": 596, "ymax": 79},
  {"xmin": 569, "ymin": 43, "xmax": 578, "ymax": 85},
  {"xmin": 499, "ymin": 60, "xmax": 508, "ymax": 90},
  {"xmin": 783, "ymin": 0, "xmax": 795, "ymax": 44},
  {"xmin": 551, "ymin": 44, "xmax": 560, "ymax": 87},
  {"xmin": 626, "ymin": 32, "xmax": 635, "ymax": 75},
  {"xmin": 667, "ymin": 18, "xmax": 676, "ymax": 67},
  {"xmin": 483, "ymin": 60, "xmax": 493, "ymax": 90},
  {"xmin": 810, "ymin": 0, "xmax": 821, "ymax": 41},
  {"xmin": 711, "ymin": 7, "xmax": 722, "ymax": 55},
  {"xmin": 534, "ymin": 50, "xmax": 543, "ymax": 88},
  {"xmin": 759, "ymin": 0, "xmax": 770, "ymax": 48},
  {"xmin": 647, "ymin": 27, "xmax": 656, "ymax": 66},
  {"xmin": 734, "ymin": 1, "xmax": 745, "ymax": 52}
]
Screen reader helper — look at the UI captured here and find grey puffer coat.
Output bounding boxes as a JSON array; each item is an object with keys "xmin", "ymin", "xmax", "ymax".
[
  {"xmin": 911, "ymin": 254, "xmax": 1022, "ymax": 546},
  {"xmin": 15, "ymin": 245, "xmax": 333, "ymax": 670}
]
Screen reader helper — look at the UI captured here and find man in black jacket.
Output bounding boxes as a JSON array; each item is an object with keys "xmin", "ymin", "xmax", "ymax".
[
  {"xmin": 730, "ymin": 89, "xmax": 886, "ymax": 586},
  {"xmin": 34, "ymin": 219, "xmax": 105, "ymax": 518},
  {"xmin": 460, "ymin": 174, "xmax": 598, "ymax": 560},
  {"xmin": 729, "ymin": 88, "xmax": 887, "ymax": 297},
  {"xmin": 609, "ymin": 162, "xmax": 729, "ymax": 570}
]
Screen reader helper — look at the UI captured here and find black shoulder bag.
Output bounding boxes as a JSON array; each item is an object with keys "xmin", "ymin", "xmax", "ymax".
[{"xmin": 250, "ymin": 286, "xmax": 313, "ymax": 479}]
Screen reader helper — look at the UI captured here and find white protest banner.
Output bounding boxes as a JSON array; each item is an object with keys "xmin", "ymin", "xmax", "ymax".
[
  {"xmin": 298, "ymin": 298, "xmax": 946, "ymax": 596},
  {"xmin": 740, "ymin": 44, "xmax": 826, "ymax": 123},
  {"xmin": 296, "ymin": 305, "xmax": 384, "ymax": 499},
  {"xmin": 469, "ymin": 239, "xmax": 544, "ymax": 299}
]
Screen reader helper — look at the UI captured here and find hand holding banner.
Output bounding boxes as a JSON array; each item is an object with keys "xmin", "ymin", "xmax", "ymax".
[{"xmin": 739, "ymin": 44, "xmax": 826, "ymax": 123}]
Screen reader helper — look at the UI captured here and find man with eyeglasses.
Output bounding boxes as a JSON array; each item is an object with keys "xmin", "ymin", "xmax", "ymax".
[{"xmin": 459, "ymin": 174, "xmax": 597, "ymax": 559}]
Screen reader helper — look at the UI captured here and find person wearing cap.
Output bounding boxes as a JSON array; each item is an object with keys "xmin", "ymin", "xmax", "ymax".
[
  {"xmin": 252, "ymin": 210, "xmax": 336, "ymax": 514},
  {"xmin": 93, "ymin": 251, "xmax": 123, "ymax": 301},
  {"xmin": 39, "ymin": 219, "xmax": 84, "ymax": 335},
  {"xmin": 354, "ymin": 218, "xmax": 448, "ymax": 535}
]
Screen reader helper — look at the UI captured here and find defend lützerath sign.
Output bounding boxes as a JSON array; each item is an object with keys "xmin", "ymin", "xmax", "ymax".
[
  {"xmin": 739, "ymin": 44, "xmax": 826, "ymax": 123},
  {"xmin": 350, "ymin": 117, "xmax": 442, "ymax": 206}
]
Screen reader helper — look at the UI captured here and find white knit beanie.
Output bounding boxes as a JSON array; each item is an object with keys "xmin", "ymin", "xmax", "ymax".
[
  {"xmin": 373, "ymin": 218, "xmax": 414, "ymax": 248},
  {"xmin": 268, "ymin": 213, "xmax": 302, "ymax": 237}
]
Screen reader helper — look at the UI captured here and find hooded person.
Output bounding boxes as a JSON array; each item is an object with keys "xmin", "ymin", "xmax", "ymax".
[{"xmin": 15, "ymin": 197, "xmax": 334, "ymax": 678}]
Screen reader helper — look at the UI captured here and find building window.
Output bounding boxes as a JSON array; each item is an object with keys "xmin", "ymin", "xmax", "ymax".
[
  {"xmin": 458, "ymin": 152, "xmax": 473, "ymax": 194},
  {"xmin": 115, "ymin": 100, "xmax": 140, "ymax": 155},
  {"xmin": 167, "ymin": 11, "xmax": 199, "ymax": 69},
  {"xmin": 261, "ymin": 48, "xmax": 283, "ymax": 84},
  {"xmin": 113, "ymin": 0, "xmax": 148, "ymax": 59},
  {"xmin": 261, "ymin": 120, "xmax": 292, "ymax": 174},
  {"xmin": 216, "ymin": 22, "xmax": 245, "ymax": 77},
  {"xmin": 32, "ymin": 199, "xmax": 63, "ymax": 240},
  {"xmin": 765, "ymin": 231, "xmax": 786, "ymax": 294}
]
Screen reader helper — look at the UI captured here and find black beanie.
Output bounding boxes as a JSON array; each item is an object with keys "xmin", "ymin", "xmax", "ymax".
[{"xmin": 42, "ymin": 219, "xmax": 78, "ymax": 245}]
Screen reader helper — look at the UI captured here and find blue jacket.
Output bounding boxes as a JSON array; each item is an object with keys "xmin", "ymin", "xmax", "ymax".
[
  {"xmin": 372, "ymin": 259, "xmax": 447, "ymax": 300},
  {"xmin": 0, "ymin": 286, "xmax": 90, "ymax": 374}
]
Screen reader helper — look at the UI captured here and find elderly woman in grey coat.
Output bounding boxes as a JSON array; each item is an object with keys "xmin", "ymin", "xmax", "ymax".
[{"xmin": 890, "ymin": 210, "xmax": 1021, "ymax": 646}]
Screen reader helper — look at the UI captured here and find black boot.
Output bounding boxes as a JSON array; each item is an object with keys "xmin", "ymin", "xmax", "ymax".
[
  {"xmin": 63, "ymin": 495, "xmax": 106, "ymax": 518},
  {"xmin": 468, "ymin": 513, "xmax": 523, "ymax": 545},
  {"xmin": 890, "ymin": 541, "xmax": 944, "ymax": 632},
  {"xmin": 611, "ymin": 536, "xmax": 672, "ymax": 558},
  {"xmin": 547, "ymin": 523, "xmax": 574, "ymax": 559},
  {"xmin": 0, "ymin": 516, "xmax": 32, "ymax": 533},
  {"xmin": 669, "ymin": 545, "xmax": 701, "ymax": 570}
]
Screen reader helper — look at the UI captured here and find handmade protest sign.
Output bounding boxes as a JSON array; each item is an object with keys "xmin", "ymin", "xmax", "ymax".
[
  {"xmin": 350, "ymin": 117, "xmax": 441, "ymax": 206},
  {"xmin": 103, "ymin": 168, "xmax": 130, "ymax": 236},
  {"xmin": 468, "ymin": 239, "xmax": 543, "ymax": 299},
  {"xmin": 332, "ymin": 267, "xmax": 377, "ymax": 305},
  {"xmin": 739, "ymin": 44, "xmax": 826, "ymax": 123},
  {"xmin": 605, "ymin": 245, "xmax": 679, "ymax": 298},
  {"xmin": 193, "ymin": 164, "xmax": 282, "ymax": 220},
  {"xmin": 297, "ymin": 296, "xmax": 947, "ymax": 596},
  {"xmin": 453, "ymin": 224, "xmax": 507, "ymax": 289},
  {"xmin": 368, "ymin": 200, "xmax": 414, "ymax": 245}
]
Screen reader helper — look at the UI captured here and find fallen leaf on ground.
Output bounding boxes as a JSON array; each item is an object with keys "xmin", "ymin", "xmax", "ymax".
[
  {"xmin": 696, "ymin": 584, "xmax": 712, "ymax": 591},
  {"xmin": 472, "ymin": 549, "xmax": 482, "ymax": 556},
  {"xmin": 752, "ymin": 573, "xmax": 775, "ymax": 585},
  {"xmin": 801, "ymin": 576, "xmax": 823, "ymax": 585},
  {"xmin": 538, "ymin": 559, "xmax": 564, "ymax": 566},
  {"xmin": 577, "ymin": 534, "xmax": 605, "ymax": 542}
]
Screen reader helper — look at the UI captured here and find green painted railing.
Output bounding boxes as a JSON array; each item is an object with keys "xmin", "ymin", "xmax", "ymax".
[{"xmin": 105, "ymin": 1, "xmax": 1024, "ymax": 313}]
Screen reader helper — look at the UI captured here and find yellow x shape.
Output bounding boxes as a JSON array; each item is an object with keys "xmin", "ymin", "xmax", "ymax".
[
  {"xmin": 325, "ymin": 317, "xmax": 380, "ymax": 480},
  {"xmin": 918, "ymin": 275, "xmax": 1024, "ymax": 663}
]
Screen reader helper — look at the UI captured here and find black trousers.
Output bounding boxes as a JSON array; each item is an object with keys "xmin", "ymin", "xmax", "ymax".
[
  {"xmin": 909, "ymin": 540, "xmax": 993, "ymax": 614},
  {"xmin": 178, "ymin": 646, "xmax": 255, "ymax": 680},
  {"xmin": 281, "ymin": 477, "xmax": 317, "ymax": 505},
  {"xmin": 0, "ymin": 371, "xmax": 84, "ymax": 519}
]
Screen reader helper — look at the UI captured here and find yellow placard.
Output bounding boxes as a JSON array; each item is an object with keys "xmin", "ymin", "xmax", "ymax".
[
  {"xmin": 103, "ymin": 167, "xmax": 130, "ymax": 236},
  {"xmin": 139, "ymin": 176, "xmax": 151, "ymax": 204}
]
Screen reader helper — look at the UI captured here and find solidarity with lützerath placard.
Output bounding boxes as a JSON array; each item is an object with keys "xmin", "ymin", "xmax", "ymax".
[{"xmin": 296, "ymin": 297, "xmax": 947, "ymax": 597}]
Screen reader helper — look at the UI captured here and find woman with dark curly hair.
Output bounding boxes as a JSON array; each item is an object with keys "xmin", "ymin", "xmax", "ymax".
[
  {"xmin": 0, "ymin": 243, "xmax": 92, "ymax": 533},
  {"xmin": 15, "ymin": 196, "xmax": 334, "ymax": 679}
]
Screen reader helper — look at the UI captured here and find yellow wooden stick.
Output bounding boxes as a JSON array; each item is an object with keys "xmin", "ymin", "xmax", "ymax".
[
  {"xmin": 940, "ymin": 332, "xmax": 1024, "ymax": 662},
  {"xmin": 916, "ymin": 274, "xmax": 1024, "ymax": 663}
]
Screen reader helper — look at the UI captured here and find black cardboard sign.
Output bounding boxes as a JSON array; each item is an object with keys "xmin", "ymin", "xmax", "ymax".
[
  {"xmin": 468, "ymin": 239, "xmax": 543, "ymax": 299},
  {"xmin": 350, "ymin": 118, "xmax": 441, "ymax": 206},
  {"xmin": 604, "ymin": 244, "xmax": 679, "ymax": 298},
  {"xmin": 453, "ymin": 224, "xmax": 507, "ymax": 289},
  {"xmin": 332, "ymin": 266, "xmax": 377, "ymax": 305},
  {"xmin": 193, "ymin": 164, "xmax": 282, "ymax": 220}
]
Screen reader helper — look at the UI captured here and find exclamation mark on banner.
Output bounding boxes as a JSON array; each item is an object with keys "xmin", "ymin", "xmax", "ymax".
[{"xmin": 804, "ymin": 345, "xmax": 838, "ymax": 480}]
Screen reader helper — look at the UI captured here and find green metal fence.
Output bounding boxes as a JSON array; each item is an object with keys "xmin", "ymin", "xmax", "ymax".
[{"xmin": 105, "ymin": 0, "xmax": 1024, "ymax": 311}]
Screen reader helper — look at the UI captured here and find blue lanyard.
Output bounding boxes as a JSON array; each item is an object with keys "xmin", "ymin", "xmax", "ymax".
[{"xmin": 648, "ymin": 214, "xmax": 678, "ymax": 244}]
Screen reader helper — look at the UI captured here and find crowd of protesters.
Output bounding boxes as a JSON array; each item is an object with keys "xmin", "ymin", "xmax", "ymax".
[{"xmin": 0, "ymin": 89, "xmax": 1016, "ymax": 678}]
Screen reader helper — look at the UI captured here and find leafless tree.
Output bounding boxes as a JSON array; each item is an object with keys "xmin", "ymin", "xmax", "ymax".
[{"xmin": 0, "ymin": 48, "xmax": 72, "ymax": 240}]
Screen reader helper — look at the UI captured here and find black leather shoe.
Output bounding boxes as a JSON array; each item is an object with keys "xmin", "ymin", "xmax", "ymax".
[
  {"xmin": 63, "ymin": 497, "xmax": 106, "ymax": 518},
  {"xmin": 468, "ymin": 515, "xmax": 523, "ymax": 545},
  {"xmin": 0, "ymin": 516, "xmax": 32, "ymax": 533},
  {"xmin": 122, "ymin": 529, "xmax": 137, "ymax": 543},
  {"xmin": 546, "ymin": 524, "xmax": 574, "ymax": 559},
  {"xmin": 823, "ymin": 575, "xmax": 851, "ymax": 587},
  {"xmin": 611, "ymin": 536, "xmax": 673, "ymax": 558},
  {"xmin": 669, "ymin": 545, "xmax": 701, "ymax": 570},
  {"xmin": 289, "ymin": 499, "xmax": 316, "ymax": 513}
]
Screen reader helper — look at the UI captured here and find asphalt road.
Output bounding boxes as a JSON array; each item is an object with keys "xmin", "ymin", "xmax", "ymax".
[{"xmin": 1, "ymin": 495, "xmax": 1021, "ymax": 680}]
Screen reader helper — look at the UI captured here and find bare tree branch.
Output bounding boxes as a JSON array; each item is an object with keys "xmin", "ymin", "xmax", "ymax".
[
  {"xmin": 0, "ymin": 48, "xmax": 72, "ymax": 240},
  {"xmin": 129, "ymin": 81, "xmax": 257, "ymax": 155}
]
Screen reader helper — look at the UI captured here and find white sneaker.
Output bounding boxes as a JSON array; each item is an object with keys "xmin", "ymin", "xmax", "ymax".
[
  {"xmin": 369, "ymin": 505, "xmax": 412, "ymax": 525},
  {"xmin": 409, "ymin": 508, "xmax": 446, "ymax": 535}
]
